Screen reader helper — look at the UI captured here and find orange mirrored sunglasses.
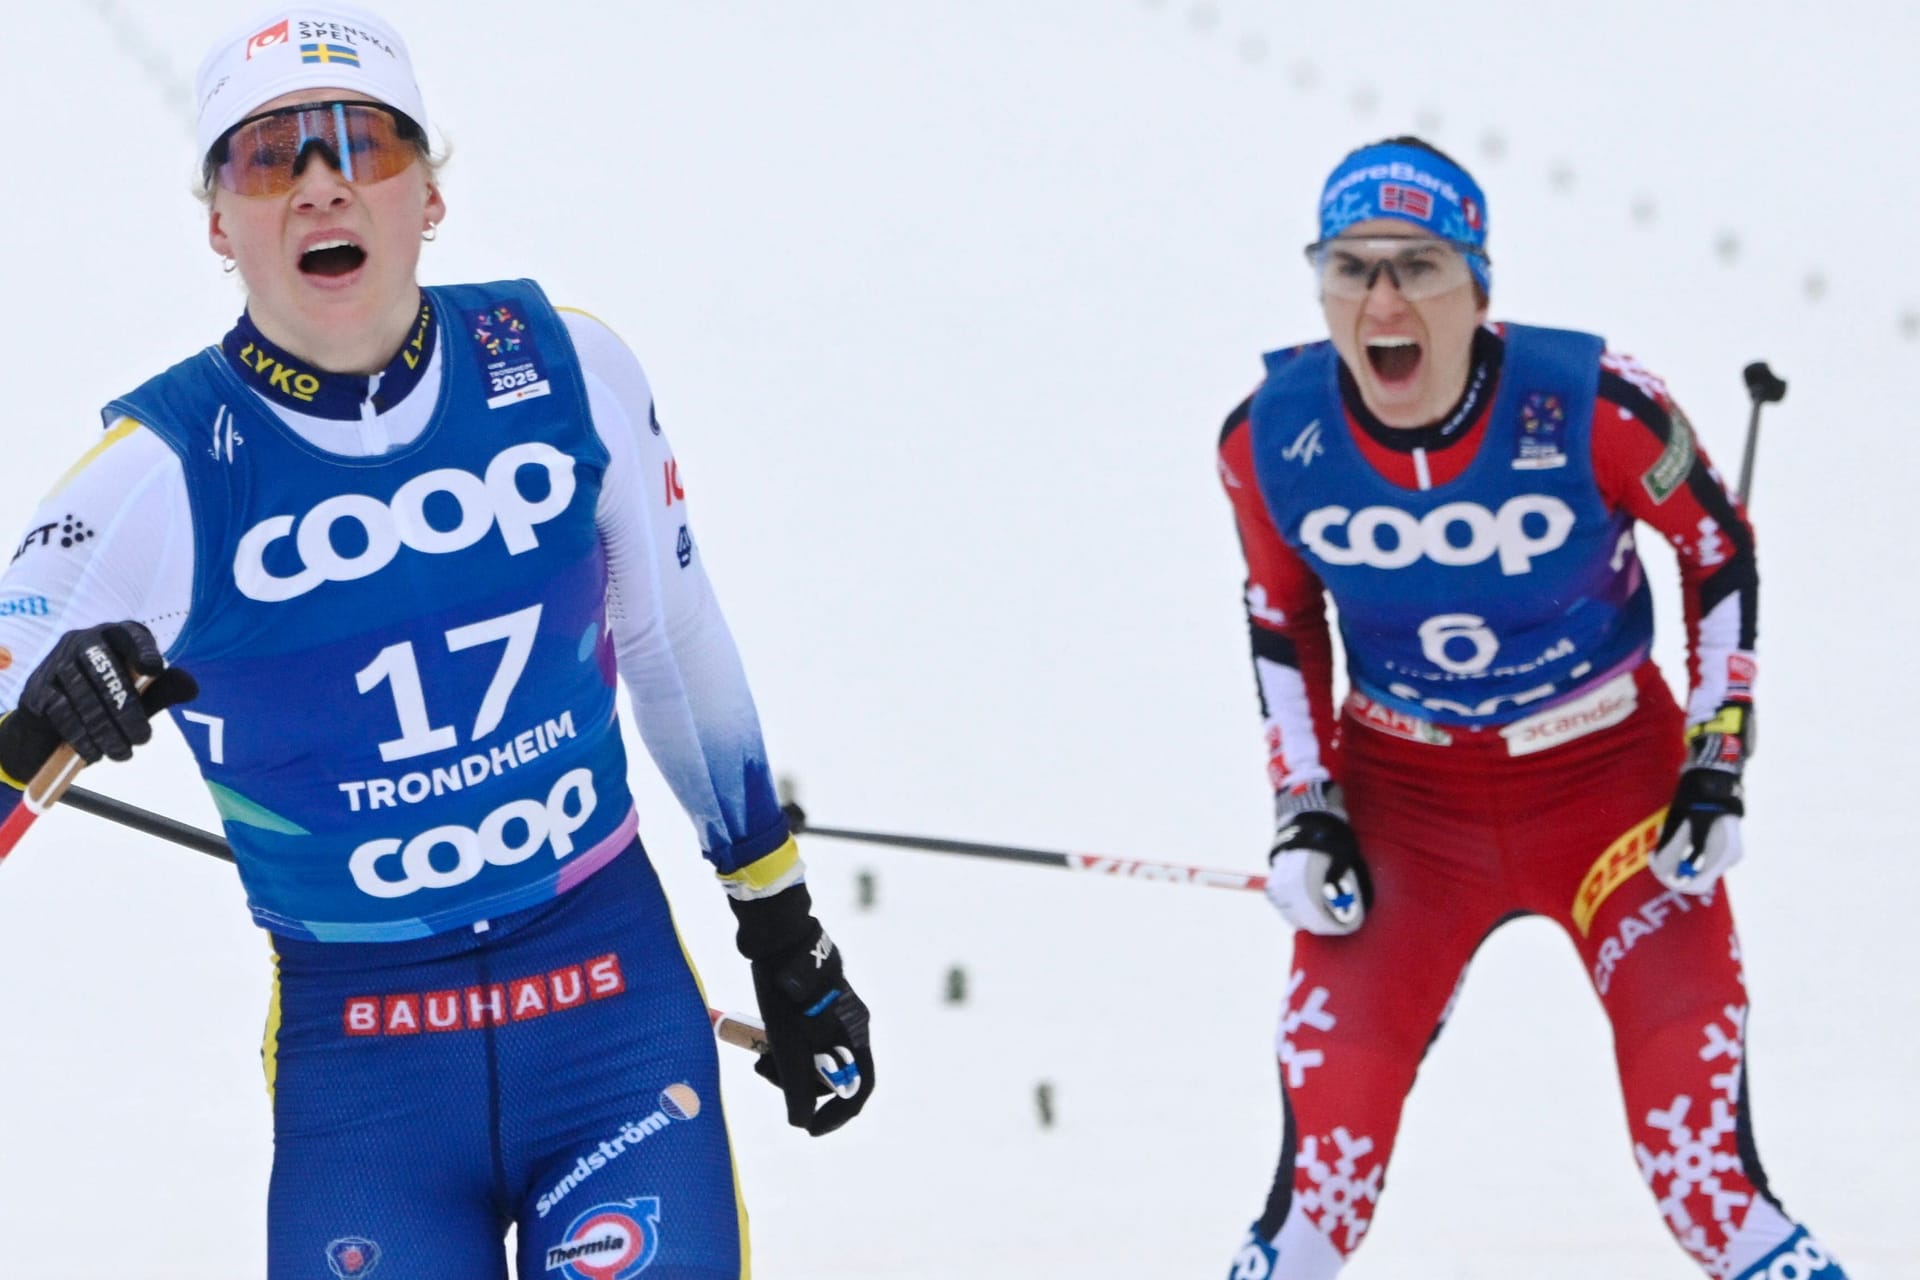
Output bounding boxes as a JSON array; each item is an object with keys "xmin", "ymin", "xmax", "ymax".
[{"xmin": 208, "ymin": 101, "xmax": 424, "ymax": 197}]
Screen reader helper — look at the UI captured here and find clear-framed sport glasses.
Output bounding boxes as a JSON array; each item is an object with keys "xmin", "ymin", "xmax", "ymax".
[
  {"xmin": 1304, "ymin": 235, "xmax": 1488, "ymax": 301},
  {"xmin": 207, "ymin": 101, "xmax": 425, "ymax": 197}
]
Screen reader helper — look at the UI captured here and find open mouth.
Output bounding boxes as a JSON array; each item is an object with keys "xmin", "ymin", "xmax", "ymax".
[
  {"xmin": 300, "ymin": 239, "xmax": 368, "ymax": 277},
  {"xmin": 1366, "ymin": 337, "xmax": 1422, "ymax": 383}
]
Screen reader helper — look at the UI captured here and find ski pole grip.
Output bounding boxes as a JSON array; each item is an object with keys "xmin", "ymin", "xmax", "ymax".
[
  {"xmin": 23, "ymin": 673, "xmax": 154, "ymax": 814},
  {"xmin": 710, "ymin": 1009, "xmax": 772, "ymax": 1054}
]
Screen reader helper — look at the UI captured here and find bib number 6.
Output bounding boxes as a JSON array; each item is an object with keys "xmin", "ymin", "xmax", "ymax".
[{"xmin": 1418, "ymin": 612, "xmax": 1498, "ymax": 675}]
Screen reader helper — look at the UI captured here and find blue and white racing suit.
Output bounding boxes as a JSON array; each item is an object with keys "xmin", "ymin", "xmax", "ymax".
[{"xmin": 0, "ymin": 280, "xmax": 794, "ymax": 1278}]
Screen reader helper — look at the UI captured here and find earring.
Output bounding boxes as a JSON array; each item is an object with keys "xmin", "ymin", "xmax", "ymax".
[
  {"xmin": 221, "ymin": 257, "xmax": 237, "ymax": 274},
  {"xmin": 422, "ymin": 224, "xmax": 438, "ymax": 242}
]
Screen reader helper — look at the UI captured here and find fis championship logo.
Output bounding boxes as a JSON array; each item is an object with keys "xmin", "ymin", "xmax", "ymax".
[
  {"xmin": 324, "ymin": 1236, "xmax": 381, "ymax": 1277},
  {"xmin": 1514, "ymin": 392, "xmax": 1569, "ymax": 470},
  {"xmin": 471, "ymin": 302, "xmax": 553, "ymax": 408},
  {"xmin": 546, "ymin": 1199, "xmax": 662, "ymax": 1279}
]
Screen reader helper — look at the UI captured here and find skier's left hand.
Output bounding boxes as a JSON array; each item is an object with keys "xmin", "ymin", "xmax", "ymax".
[
  {"xmin": 1650, "ymin": 702, "xmax": 1749, "ymax": 895},
  {"xmin": 730, "ymin": 880, "xmax": 874, "ymax": 1136}
]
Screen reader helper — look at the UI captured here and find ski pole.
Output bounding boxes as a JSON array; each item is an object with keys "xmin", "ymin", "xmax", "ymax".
[
  {"xmin": 0, "ymin": 674, "xmax": 156, "ymax": 865},
  {"xmin": 6, "ymin": 775, "xmax": 772, "ymax": 1057},
  {"xmin": 60, "ymin": 784, "xmax": 233, "ymax": 860},
  {"xmin": 710, "ymin": 1008, "xmax": 770, "ymax": 1054},
  {"xmin": 1737, "ymin": 361, "xmax": 1787, "ymax": 506},
  {"xmin": 0, "ymin": 743, "xmax": 89, "ymax": 865},
  {"xmin": 783, "ymin": 803, "xmax": 1266, "ymax": 894}
]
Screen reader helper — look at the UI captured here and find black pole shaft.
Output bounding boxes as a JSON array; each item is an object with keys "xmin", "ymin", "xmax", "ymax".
[
  {"xmin": 797, "ymin": 821, "xmax": 1072, "ymax": 870},
  {"xmin": 1736, "ymin": 361, "xmax": 1787, "ymax": 507},
  {"xmin": 60, "ymin": 785, "xmax": 234, "ymax": 862},
  {"xmin": 53, "ymin": 793, "xmax": 1078, "ymax": 876},
  {"xmin": 1737, "ymin": 397, "xmax": 1762, "ymax": 506},
  {"xmin": 52, "ymin": 792, "xmax": 1093, "ymax": 876}
]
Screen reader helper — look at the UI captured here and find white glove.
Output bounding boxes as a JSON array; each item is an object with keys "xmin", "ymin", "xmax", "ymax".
[
  {"xmin": 1265, "ymin": 783, "xmax": 1371, "ymax": 936},
  {"xmin": 1650, "ymin": 767, "xmax": 1745, "ymax": 894},
  {"xmin": 1650, "ymin": 703, "xmax": 1751, "ymax": 896}
]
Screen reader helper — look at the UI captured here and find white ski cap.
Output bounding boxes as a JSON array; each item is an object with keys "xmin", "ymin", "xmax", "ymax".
[{"xmin": 195, "ymin": 4, "xmax": 427, "ymax": 160}]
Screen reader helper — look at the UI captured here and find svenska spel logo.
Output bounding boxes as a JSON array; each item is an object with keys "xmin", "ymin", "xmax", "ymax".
[
  {"xmin": 245, "ymin": 19, "xmax": 290, "ymax": 58},
  {"xmin": 545, "ymin": 1198, "xmax": 662, "ymax": 1279}
]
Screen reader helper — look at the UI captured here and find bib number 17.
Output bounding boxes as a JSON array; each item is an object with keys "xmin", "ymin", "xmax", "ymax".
[{"xmin": 356, "ymin": 603, "xmax": 543, "ymax": 763}]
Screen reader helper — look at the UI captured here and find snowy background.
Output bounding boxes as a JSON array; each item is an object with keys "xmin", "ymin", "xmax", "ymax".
[{"xmin": 1, "ymin": 1, "xmax": 1915, "ymax": 1275}]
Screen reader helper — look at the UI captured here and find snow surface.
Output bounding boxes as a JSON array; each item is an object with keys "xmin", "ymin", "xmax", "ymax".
[{"xmin": 0, "ymin": 2, "xmax": 1914, "ymax": 1275}]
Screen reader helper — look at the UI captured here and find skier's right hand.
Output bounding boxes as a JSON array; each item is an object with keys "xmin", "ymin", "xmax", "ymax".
[
  {"xmin": 1266, "ymin": 784, "xmax": 1372, "ymax": 936},
  {"xmin": 7, "ymin": 621, "xmax": 197, "ymax": 767}
]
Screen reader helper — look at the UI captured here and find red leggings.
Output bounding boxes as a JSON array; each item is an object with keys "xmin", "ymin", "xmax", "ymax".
[{"xmin": 1254, "ymin": 665, "xmax": 1806, "ymax": 1277}]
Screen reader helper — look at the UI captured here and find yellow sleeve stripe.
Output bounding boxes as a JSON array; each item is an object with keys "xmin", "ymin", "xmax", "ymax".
[
  {"xmin": 717, "ymin": 837, "xmax": 804, "ymax": 901},
  {"xmin": 49, "ymin": 416, "xmax": 143, "ymax": 499},
  {"xmin": 0, "ymin": 715, "xmax": 31, "ymax": 792}
]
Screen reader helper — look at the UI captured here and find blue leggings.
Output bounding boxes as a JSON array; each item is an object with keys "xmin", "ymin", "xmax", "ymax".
[{"xmin": 266, "ymin": 846, "xmax": 744, "ymax": 1279}]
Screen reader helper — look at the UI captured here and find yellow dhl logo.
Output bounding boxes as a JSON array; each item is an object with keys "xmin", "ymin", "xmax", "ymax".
[{"xmin": 1572, "ymin": 810, "xmax": 1665, "ymax": 936}]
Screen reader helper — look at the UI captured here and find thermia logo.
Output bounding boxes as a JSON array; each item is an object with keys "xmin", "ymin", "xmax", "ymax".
[
  {"xmin": 234, "ymin": 443, "xmax": 576, "ymax": 602},
  {"xmin": 1300, "ymin": 495, "xmax": 1574, "ymax": 576},
  {"xmin": 546, "ymin": 1199, "xmax": 663, "ymax": 1279}
]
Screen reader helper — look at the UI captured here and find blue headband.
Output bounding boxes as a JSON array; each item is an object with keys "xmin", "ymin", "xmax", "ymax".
[{"xmin": 1318, "ymin": 142, "xmax": 1491, "ymax": 292}]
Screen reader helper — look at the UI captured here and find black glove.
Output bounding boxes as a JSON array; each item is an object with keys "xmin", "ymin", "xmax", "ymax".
[
  {"xmin": 730, "ymin": 882, "xmax": 874, "ymax": 1136},
  {"xmin": 16, "ymin": 622, "xmax": 198, "ymax": 764}
]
